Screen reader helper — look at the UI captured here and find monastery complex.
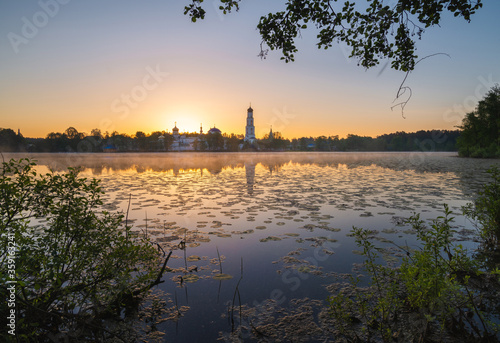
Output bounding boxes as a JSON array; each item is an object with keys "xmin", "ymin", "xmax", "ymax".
[{"xmin": 167, "ymin": 106, "xmax": 257, "ymax": 151}]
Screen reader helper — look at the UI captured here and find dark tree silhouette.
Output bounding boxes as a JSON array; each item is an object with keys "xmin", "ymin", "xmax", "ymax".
[
  {"xmin": 0, "ymin": 128, "xmax": 24, "ymax": 152},
  {"xmin": 458, "ymin": 85, "xmax": 500, "ymax": 158}
]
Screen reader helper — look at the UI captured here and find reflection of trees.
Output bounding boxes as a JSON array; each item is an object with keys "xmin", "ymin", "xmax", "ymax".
[
  {"xmin": 4, "ymin": 152, "xmax": 499, "ymax": 185},
  {"xmin": 260, "ymin": 161, "xmax": 287, "ymax": 174}
]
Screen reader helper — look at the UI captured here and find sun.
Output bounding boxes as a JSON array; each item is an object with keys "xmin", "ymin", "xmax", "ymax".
[{"xmin": 165, "ymin": 114, "xmax": 203, "ymax": 134}]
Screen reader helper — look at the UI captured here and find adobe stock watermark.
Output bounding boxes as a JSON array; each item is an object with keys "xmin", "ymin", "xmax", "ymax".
[
  {"xmin": 212, "ymin": 0, "xmax": 226, "ymax": 22},
  {"xmin": 5, "ymin": 231, "xmax": 17, "ymax": 336},
  {"xmin": 75, "ymin": 63, "xmax": 169, "ymax": 154},
  {"xmin": 109, "ymin": 64, "xmax": 169, "ymax": 122},
  {"xmin": 442, "ymin": 74, "xmax": 498, "ymax": 128},
  {"xmin": 7, "ymin": 0, "xmax": 71, "ymax": 54},
  {"xmin": 220, "ymin": 234, "xmax": 339, "ymax": 341},
  {"xmin": 401, "ymin": 74, "xmax": 498, "ymax": 168},
  {"xmin": 259, "ymin": 106, "xmax": 296, "ymax": 138},
  {"xmin": 211, "ymin": 0, "xmax": 241, "ymax": 22}
]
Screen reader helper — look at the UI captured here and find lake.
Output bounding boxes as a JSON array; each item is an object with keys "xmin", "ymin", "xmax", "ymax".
[{"xmin": 6, "ymin": 152, "xmax": 500, "ymax": 342}]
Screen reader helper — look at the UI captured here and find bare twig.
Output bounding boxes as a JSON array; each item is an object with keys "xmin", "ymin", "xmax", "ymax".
[{"xmin": 392, "ymin": 53, "xmax": 451, "ymax": 118}]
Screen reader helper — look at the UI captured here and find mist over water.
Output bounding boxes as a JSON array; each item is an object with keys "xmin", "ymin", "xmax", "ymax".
[{"xmin": 6, "ymin": 152, "xmax": 500, "ymax": 341}]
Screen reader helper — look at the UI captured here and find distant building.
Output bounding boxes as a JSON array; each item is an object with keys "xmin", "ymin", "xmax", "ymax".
[
  {"xmin": 171, "ymin": 122, "xmax": 197, "ymax": 151},
  {"xmin": 169, "ymin": 104, "xmax": 255, "ymax": 150},
  {"xmin": 103, "ymin": 144, "xmax": 117, "ymax": 153},
  {"xmin": 244, "ymin": 105, "xmax": 256, "ymax": 143},
  {"xmin": 172, "ymin": 123, "xmax": 179, "ymax": 139},
  {"xmin": 208, "ymin": 126, "xmax": 221, "ymax": 135},
  {"xmin": 158, "ymin": 134, "xmax": 165, "ymax": 150}
]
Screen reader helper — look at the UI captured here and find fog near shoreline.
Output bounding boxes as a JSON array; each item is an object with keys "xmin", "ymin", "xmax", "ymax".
[{"xmin": 2, "ymin": 151, "xmax": 464, "ymax": 173}]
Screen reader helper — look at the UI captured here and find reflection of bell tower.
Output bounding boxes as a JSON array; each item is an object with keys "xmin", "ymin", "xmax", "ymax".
[
  {"xmin": 244, "ymin": 162, "xmax": 256, "ymax": 195},
  {"xmin": 244, "ymin": 105, "xmax": 256, "ymax": 143}
]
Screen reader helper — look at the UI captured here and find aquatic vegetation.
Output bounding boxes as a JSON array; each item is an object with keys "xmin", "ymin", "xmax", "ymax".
[
  {"xmin": 259, "ymin": 236, "xmax": 282, "ymax": 242},
  {"xmin": 215, "ymin": 233, "xmax": 232, "ymax": 238},
  {"xmin": 182, "ymin": 274, "xmax": 200, "ymax": 283},
  {"xmin": 302, "ymin": 224, "xmax": 315, "ymax": 231},
  {"xmin": 219, "ymin": 298, "xmax": 325, "ymax": 342},
  {"xmin": 232, "ymin": 229, "xmax": 254, "ymax": 235},
  {"xmin": 328, "ymin": 206, "xmax": 500, "ymax": 342},
  {"xmin": 186, "ymin": 255, "xmax": 201, "ymax": 262},
  {"xmin": 212, "ymin": 273, "xmax": 233, "ymax": 280},
  {"xmin": 463, "ymin": 167, "xmax": 500, "ymax": 249}
]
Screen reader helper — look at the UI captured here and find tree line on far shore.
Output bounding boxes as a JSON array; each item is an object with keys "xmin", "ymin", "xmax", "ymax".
[{"xmin": 0, "ymin": 127, "xmax": 461, "ymax": 153}]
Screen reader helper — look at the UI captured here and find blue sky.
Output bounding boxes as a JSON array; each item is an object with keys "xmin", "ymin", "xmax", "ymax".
[{"xmin": 1, "ymin": 1, "xmax": 499, "ymax": 138}]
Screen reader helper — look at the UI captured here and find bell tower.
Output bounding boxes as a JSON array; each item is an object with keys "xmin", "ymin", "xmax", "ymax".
[{"xmin": 244, "ymin": 105, "xmax": 256, "ymax": 142}]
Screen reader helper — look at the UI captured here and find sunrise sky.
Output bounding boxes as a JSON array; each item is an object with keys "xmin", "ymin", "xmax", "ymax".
[{"xmin": 1, "ymin": 1, "xmax": 499, "ymax": 139}]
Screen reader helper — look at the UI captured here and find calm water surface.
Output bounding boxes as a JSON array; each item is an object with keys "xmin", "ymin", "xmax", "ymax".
[{"xmin": 7, "ymin": 152, "xmax": 500, "ymax": 342}]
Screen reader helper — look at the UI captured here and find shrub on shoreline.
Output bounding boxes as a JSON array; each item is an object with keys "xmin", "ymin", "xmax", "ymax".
[{"xmin": 0, "ymin": 159, "xmax": 172, "ymax": 341}]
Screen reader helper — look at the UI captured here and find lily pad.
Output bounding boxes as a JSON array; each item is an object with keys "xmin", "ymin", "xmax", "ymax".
[
  {"xmin": 212, "ymin": 273, "xmax": 233, "ymax": 280},
  {"xmin": 260, "ymin": 236, "xmax": 282, "ymax": 242},
  {"xmin": 183, "ymin": 274, "xmax": 200, "ymax": 283},
  {"xmin": 157, "ymin": 235, "xmax": 179, "ymax": 242},
  {"xmin": 297, "ymin": 265, "xmax": 311, "ymax": 273}
]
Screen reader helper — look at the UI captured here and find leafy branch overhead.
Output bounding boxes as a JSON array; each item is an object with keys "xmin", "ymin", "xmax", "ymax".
[{"xmin": 185, "ymin": 0, "xmax": 482, "ymax": 71}]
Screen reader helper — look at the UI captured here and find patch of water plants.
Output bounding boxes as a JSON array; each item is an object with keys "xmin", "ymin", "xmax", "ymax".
[
  {"xmin": 328, "ymin": 179, "xmax": 500, "ymax": 342},
  {"xmin": 223, "ymin": 169, "xmax": 500, "ymax": 342}
]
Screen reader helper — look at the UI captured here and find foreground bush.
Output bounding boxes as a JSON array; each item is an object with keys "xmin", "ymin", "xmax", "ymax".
[
  {"xmin": 463, "ymin": 167, "xmax": 500, "ymax": 250},
  {"xmin": 328, "ymin": 205, "xmax": 500, "ymax": 342},
  {"xmin": 0, "ymin": 159, "xmax": 170, "ymax": 342}
]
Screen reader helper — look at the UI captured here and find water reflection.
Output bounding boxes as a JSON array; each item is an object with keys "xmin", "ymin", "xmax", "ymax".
[
  {"xmin": 244, "ymin": 161, "xmax": 256, "ymax": 195},
  {"xmin": 5, "ymin": 151, "xmax": 499, "ymax": 199},
  {"xmin": 3, "ymin": 151, "xmax": 488, "ymax": 174}
]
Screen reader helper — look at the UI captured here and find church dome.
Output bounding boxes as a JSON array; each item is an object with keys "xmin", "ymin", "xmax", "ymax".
[{"xmin": 208, "ymin": 127, "xmax": 221, "ymax": 135}]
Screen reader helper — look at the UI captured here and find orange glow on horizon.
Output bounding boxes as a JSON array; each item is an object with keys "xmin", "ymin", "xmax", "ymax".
[{"xmin": 8, "ymin": 98, "xmax": 461, "ymax": 140}]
